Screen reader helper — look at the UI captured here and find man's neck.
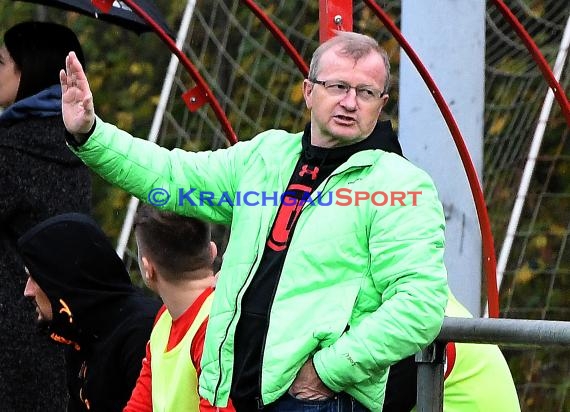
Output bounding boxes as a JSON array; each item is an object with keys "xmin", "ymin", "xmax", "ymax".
[{"xmin": 158, "ymin": 271, "xmax": 215, "ymax": 319}]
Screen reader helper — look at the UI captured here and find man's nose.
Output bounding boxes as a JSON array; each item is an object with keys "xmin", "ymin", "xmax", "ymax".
[
  {"xmin": 339, "ymin": 89, "xmax": 358, "ymax": 110},
  {"xmin": 23, "ymin": 278, "xmax": 35, "ymax": 297}
]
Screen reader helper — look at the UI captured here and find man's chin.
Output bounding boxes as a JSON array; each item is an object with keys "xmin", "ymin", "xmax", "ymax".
[
  {"xmin": 328, "ymin": 133, "xmax": 366, "ymax": 148},
  {"xmin": 319, "ymin": 126, "xmax": 369, "ymax": 147},
  {"xmin": 36, "ymin": 318, "xmax": 52, "ymax": 333}
]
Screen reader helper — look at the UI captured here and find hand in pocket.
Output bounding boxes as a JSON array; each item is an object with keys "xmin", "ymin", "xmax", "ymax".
[{"xmin": 288, "ymin": 358, "xmax": 334, "ymax": 401}]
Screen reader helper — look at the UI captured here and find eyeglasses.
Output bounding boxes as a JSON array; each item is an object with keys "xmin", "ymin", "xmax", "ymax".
[{"xmin": 309, "ymin": 78, "xmax": 386, "ymax": 102}]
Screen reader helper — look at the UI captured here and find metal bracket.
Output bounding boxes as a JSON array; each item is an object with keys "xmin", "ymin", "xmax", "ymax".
[
  {"xmin": 182, "ymin": 86, "xmax": 209, "ymax": 112},
  {"xmin": 92, "ymin": 0, "xmax": 114, "ymax": 13}
]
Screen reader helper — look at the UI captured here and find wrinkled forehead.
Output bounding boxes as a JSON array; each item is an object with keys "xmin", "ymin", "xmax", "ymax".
[
  {"xmin": 322, "ymin": 44, "xmax": 385, "ymax": 68},
  {"xmin": 318, "ymin": 48, "xmax": 386, "ymax": 83}
]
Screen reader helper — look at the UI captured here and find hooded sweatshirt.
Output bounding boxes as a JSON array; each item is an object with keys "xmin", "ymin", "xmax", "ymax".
[{"xmin": 18, "ymin": 213, "xmax": 161, "ymax": 412}]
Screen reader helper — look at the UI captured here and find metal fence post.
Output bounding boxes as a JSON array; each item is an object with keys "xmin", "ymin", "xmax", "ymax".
[
  {"xmin": 415, "ymin": 341, "xmax": 446, "ymax": 412},
  {"xmin": 413, "ymin": 317, "xmax": 570, "ymax": 410}
]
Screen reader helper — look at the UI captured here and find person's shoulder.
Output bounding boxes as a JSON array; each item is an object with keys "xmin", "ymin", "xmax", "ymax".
[
  {"xmin": 1, "ymin": 116, "xmax": 83, "ymax": 170},
  {"xmin": 245, "ymin": 129, "xmax": 302, "ymax": 159},
  {"xmin": 0, "ymin": 116, "xmax": 63, "ymax": 144},
  {"xmin": 5, "ymin": 115, "xmax": 62, "ymax": 130},
  {"xmin": 248, "ymin": 128, "xmax": 302, "ymax": 146},
  {"xmin": 111, "ymin": 296, "xmax": 160, "ymax": 345},
  {"xmin": 361, "ymin": 152, "xmax": 442, "ymax": 200},
  {"xmin": 124, "ymin": 294, "xmax": 163, "ymax": 322},
  {"xmin": 373, "ymin": 150, "xmax": 434, "ymax": 180},
  {"xmin": 228, "ymin": 129, "xmax": 302, "ymax": 162},
  {"xmin": 445, "ymin": 292, "xmax": 473, "ymax": 318}
]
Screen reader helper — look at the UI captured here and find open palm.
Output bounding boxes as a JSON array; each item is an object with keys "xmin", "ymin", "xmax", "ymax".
[{"xmin": 60, "ymin": 51, "xmax": 95, "ymax": 136}]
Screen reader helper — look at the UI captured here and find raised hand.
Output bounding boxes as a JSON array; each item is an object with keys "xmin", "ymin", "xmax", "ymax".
[{"xmin": 59, "ymin": 51, "xmax": 95, "ymax": 136}]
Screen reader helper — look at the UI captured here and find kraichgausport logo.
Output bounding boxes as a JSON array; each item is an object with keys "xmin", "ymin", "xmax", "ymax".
[{"xmin": 147, "ymin": 188, "xmax": 422, "ymax": 208}]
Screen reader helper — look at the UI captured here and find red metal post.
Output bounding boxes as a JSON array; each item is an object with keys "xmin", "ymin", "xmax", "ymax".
[{"xmin": 319, "ymin": 0, "xmax": 353, "ymax": 42}]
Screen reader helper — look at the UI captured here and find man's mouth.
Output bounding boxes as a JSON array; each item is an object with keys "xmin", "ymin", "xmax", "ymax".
[
  {"xmin": 32, "ymin": 302, "xmax": 42, "ymax": 319},
  {"xmin": 333, "ymin": 115, "xmax": 356, "ymax": 124}
]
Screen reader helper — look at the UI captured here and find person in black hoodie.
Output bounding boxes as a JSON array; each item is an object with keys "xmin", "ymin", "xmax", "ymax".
[
  {"xmin": 18, "ymin": 213, "xmax": 161, "ymax": 412},
  {"xmin": 0, "ymin": 21, "xmax": 92, "ymax": 411}
]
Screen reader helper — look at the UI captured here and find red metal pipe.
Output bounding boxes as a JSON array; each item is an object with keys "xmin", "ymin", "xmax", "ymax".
[
  {"xmin": 109, "ymin": 0, "xmax": 239, "ymax": 145},
  {"xmin": 491, "ymin": 0, "xmax": 570, "ymax": 126},
  {"xmin": 319, "ymin": 0, "xmax": 353, "ymax": 42},
  {"xmin": 363, "ymin": 0, "xmax": 500, "ymax": 318},
  {"xmin": 241, "ymin": 0, "xmax": 309, "ymax": 77}
]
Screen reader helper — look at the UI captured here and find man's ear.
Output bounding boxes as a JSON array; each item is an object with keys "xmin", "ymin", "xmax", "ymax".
[
  {"xmin": 209, "ymin": 241, "xmax": 218, "ymax": 265},
  {"xmin": 378, "ymin": 94, "xmax": 389, "ymax": 114},
  {"xmin": 303, "ymin": 79, "xmax": 314, "ymax": 110},
  {"xmin": 141, "ymin": 256, "xmax": 156, "ymax": 283}
]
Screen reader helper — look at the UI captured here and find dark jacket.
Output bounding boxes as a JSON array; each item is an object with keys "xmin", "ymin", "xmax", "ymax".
[
  {"xmin": 0, "ymin": 87, "xmax": 92, "ymax": 411},
  {"xmin": 17, "ymin": 213, "xmax": 161, "ymax": 412}
]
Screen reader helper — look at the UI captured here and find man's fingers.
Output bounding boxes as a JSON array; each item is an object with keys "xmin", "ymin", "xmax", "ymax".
[
  {"xmin": 59, "ymin": 69, "xmax": 67, "ymax": 91},
  {"xmin": 67, "ymin": 51, "xmax": 77, "ymax": 70},
  {"xmin": 83, "ymin": 93, "xmax": 94, "ymax": 113},
  {"xmin": 65, "ymin": 53, "xmax": 72, "ymax": 78}
]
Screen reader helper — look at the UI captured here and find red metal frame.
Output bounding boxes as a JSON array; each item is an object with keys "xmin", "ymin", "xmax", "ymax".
[
  {"xmin": 241, "ymin": 0, "xmax": 309, "ymax": 76},
  {"xmin": 319, "ymin": 0, "xmax": 353, "ymax": 42},
  {"xmin": 93, "ymin": 0, "xmax": 562, "ymax": 317},
  {"xmin": 114, "ymin": 0, "xmax": 238, "ymax": 145},
  {"xmin": 363, "ymin": 0, "xmax": 500, "ymax": 318},
  {"xmin": 491, "ymin": 0, "xmax": 570, "ymax": 126}
]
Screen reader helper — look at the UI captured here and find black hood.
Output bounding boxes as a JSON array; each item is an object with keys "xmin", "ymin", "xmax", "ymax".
[{"xmin": 17, "ymin": 213, "xmax": 136, "ymax": 350}]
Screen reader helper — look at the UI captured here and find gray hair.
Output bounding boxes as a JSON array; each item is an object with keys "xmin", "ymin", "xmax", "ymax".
[{"xmin": 308, "ymin": 31, "xmax": 391, "ymax": 93}]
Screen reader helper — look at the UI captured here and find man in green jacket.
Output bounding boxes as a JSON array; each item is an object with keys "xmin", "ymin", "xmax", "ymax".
[{"xmin": 60, "ymin": 31, "xmax": 448, "ymax": 411}]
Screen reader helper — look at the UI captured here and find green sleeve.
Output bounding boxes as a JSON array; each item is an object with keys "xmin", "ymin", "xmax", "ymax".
[{"xmin": 71, "ymin": 118, "xmax": 253, "ymax": 224}]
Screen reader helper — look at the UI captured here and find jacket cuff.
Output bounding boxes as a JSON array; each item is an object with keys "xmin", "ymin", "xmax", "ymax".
[
  {"xmin": 312, "ymin": 350, "xmax": 346, "ymax": 393},
  {"xmin": 65, "ymin": 120, "xmax": 97, "ymax": 148}
]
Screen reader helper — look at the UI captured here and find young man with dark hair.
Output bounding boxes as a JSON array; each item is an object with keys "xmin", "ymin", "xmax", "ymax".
[{"xmin": 125, "ymin": 204, "xmax": 234, "ymax": 412}]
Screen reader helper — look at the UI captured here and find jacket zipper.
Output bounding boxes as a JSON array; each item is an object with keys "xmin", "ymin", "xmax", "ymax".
[
  {"xmin": 255, "ymin": 165, "xmax": 369, "ymax": 407},
  {"xmin": 213, "ymin": 253, "xmax": 259, "ymax": 405},
  {"xmin": 256, "ymin": 264, "xmax": 284, "ymax": 409},
  {"xmin": 254, "ymin": 167, "xmax": 366, "ymax": 408}
]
